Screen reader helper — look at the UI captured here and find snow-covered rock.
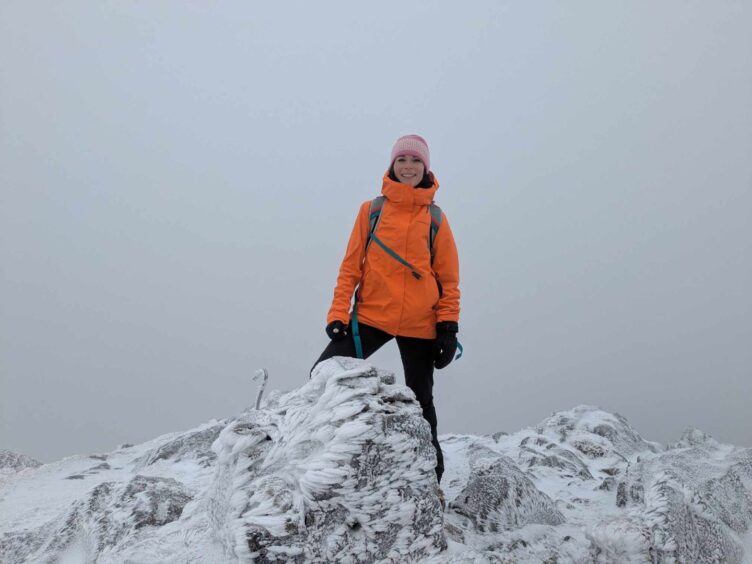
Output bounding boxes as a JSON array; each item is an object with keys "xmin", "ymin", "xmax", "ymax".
[
  {"xmin": 5, "ymin": 475, "xmax": 193, "ymax": 564},
  {"xmin": 0, "ymin": 450, "xmax": 41, "ymax": 474},
  {"xmin": 439, "ymin": 405, "xmax": 752, "ymax": 563},
  {"xmin": 607, "ymin": 437, "xmax": 752, "ymax": 562},
  {"xmin": 1, "ymin": 362, "xmax": 751, "ymax": 563},
  {"xmin": 134, "ymin": 422, "xmax": 226, "ymax": 469},
  {"xmin": 206, "ymin": 357, "xmax": 446, "ymax": 562},
  {"xmin": 449, "ymin": 445, "xmax": 564, "ymax": 533}
]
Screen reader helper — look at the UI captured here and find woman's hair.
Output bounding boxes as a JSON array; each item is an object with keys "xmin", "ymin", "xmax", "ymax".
[{"xmin": 388, "ymin": 166, "xmax": 434, "ymax": 188}]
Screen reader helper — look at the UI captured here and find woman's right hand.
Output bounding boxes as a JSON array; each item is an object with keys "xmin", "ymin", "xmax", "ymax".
[{"xmin": 326, "ymin": 320, "xmax": 348, "ymax": 341}]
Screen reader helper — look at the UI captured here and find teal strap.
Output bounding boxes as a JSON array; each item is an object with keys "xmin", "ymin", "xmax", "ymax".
[
  {"xmin": 369, "ymin": 232, "xmax": 422, "ymax": 280},
  {"xmin": 428, "ymin": 203, "xmax": 442, "ymax": 264},
  {"xmin": 455, "ymin": 341, "xmax": 463, "ymax": 361},
  {"xmin": 366, "ymin": 197, "xmax": 385, "ymax": 255},
  {"xmin": 351, "ymin": 304, "xmax": 364, "ymax": 359}
]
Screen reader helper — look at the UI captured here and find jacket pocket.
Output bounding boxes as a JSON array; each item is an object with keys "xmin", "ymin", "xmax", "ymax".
[{"xmin": 359, "ymin": 268, "xmax": 389, "ymax": 308}]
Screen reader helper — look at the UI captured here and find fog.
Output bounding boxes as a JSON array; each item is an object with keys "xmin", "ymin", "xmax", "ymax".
[{"xmin": 2, "ymin": 1, "xmax": 750, "ymax": 462}]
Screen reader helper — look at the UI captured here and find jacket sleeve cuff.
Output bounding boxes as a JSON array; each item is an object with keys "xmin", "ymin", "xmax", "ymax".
[
  {"xmin": 436, "ymin": 321, "xmax": 459, "ymax": 334},
  {"xmin": 327, "ymin": 311, "xmax": 351, "ymax": 325}
]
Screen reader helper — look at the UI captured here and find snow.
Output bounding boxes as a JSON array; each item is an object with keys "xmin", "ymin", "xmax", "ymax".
[{"xmin": 1, "ymin": 360, "xmax": 751, "ymax": 563}]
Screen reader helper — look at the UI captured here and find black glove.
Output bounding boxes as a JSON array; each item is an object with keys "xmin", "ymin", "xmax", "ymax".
[
  {"xmin": 434, "ymin": 321, "xmax": 458, "ymax": 369},
  {"xmin": 326, "ymin": 320, "xmax": 349, "ymax": 342}
]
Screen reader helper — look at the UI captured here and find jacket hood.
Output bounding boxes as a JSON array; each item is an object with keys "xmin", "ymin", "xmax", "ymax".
[{"xmin": 381, "ymin": 172, "xmax": 439, "ymax": 207}]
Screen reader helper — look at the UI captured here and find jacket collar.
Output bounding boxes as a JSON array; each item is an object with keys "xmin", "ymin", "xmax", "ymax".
[{"xmin": 381, "ymin": 172, "xmax": 439, "ymax": 207}]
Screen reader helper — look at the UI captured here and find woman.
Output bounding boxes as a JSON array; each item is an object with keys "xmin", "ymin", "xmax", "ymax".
[{"xmin": 313, "ymin": 134, "xmax": 460, "ymax": 484}]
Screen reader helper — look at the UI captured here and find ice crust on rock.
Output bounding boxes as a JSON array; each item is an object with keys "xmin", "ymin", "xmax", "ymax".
[
  {"xmin": 0, "ymin": 450, "xmax": 42, "ymax": 474},
  {"xmin": 134, "ymin": 422, "xmax": 226, "ymax": 469},
  {"xmin": 607, "ymin": 438, "xmax": 752, "ymax": 562},
  {"xmin": 449, "ymin": 445, "xmax": 565, "ymax": 533},
  {"xmin": 440, "ymin": 405, "xmax": 752, "ymax": 563},
  {"xmin": 1, "ymin": 367, "xmax": 751, "ymax": 563},
  {"xmin": 207, "ymin": 357, "xmax": 446, "ymax": 562},
  {"xmin": 3, "ymin": 475, "xmax": 192, "ymax": 563}
]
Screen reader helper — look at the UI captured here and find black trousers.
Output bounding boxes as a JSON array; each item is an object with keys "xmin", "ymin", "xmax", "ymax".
[{"xmin": 313, "ymin": 323, "xmax": 444, "ymax": 483}]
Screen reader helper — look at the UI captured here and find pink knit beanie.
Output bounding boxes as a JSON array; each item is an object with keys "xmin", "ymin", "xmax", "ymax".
[{"xmin": 390, "ymin": 134, "xmax": 430, "ymax": 172}]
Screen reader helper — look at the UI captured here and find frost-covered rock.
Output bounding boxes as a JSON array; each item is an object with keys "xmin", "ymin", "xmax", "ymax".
[
  {"xmin": 517, "ymin": 435, "xmax": 594, "ymax": 480},
  {"xmin": 608, "ymin": 436, "xmax": 752, "ymax": 563},
  {"xmin": 207, "ymin": 357, "xmax": 446, "ymax": 562},
  {"xmin": 0, "ymin": 450, "xmax": 41, "ymax": 474},
  {"xmin": 134, "ymin": 422, "xmax": 225, "ymax": 469},
  {"xmin": 669, "ymin": 426, "xmax": 721, "ymax": 449},
  {"xmin": 449, "ymin": 446, "xmax": 564, "ymax": 533},
  {"xmin": 441, "ymin": 405, "xmax": 752, "ymax": 563},
  {"xmin": 4, "ymin": 475, "xmax": 192, "ymax": 564},
  {"xmin": 533, "ymin": 405, "xmax": 661, "ymax": 459}
]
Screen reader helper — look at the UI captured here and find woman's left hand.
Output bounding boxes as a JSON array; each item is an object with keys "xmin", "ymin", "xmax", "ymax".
[{"xmin": 434, "ymin": 321, "xmax": 459, "ymax": 369}]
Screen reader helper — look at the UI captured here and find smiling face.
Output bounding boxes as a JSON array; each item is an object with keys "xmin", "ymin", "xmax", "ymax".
[{"xmin": 392, "ymin": 155, "xmax": 426, "ymax": 187}]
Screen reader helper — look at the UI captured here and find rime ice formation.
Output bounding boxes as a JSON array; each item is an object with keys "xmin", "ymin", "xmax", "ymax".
[
  {"xmin": 206, "ymin": 358, "xmax": 445, "ymax": 562},
  {"xmin": 1, "ymin": 359, "xmax": 751, "ymax": 563},
  {"xmin": 437, "ymin": 407, "xmax": 752, "ymax": 563},
  {"xmin": 0, "ymin": 450, "xmax": 41, "ymax": 475}
]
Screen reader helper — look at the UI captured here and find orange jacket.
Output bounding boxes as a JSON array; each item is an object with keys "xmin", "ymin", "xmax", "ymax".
[{"xmin": 327, "ymin": 173, "xmax": 460, "ymax": 339}]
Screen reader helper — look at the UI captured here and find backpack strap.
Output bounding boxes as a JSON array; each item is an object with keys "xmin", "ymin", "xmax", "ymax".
[
  {"xmin": 428, "ymin": 203, "xmax": 442, "ymax": 265},
  {"xmin": 366, "ymin": 196, "xmax": 386, "ymax": 254},
  {"xmin": 366, "ymin": 196, "xmax": 422, "ymax": 280}
]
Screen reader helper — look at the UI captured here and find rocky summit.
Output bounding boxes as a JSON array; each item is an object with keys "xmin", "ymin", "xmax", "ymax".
[{"xmin": 1, "ymin": 358, "xmax": 751, "ymax": 563}]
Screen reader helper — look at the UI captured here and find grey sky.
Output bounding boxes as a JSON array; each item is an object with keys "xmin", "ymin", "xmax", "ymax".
[{"xmin": 1, "ymin": 1, "xmax": 750, "ymax": 462}]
